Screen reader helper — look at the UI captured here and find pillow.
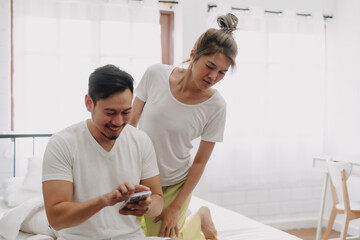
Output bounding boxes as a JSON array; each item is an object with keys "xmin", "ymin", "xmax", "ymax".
[
  {"xmin": 22, "ymin": 155, "xmax": 43, "ymax": 193},
  {"xmin": 20, "ymin": 205, "xmax": 57, "ymax": 238},
  {"xmin": 3, "ymin": 176, "xmax": 41, "ymax": 208},
  {"xmin": 3, "ymin": 177, "xmax": 24, "ymax": 206},
  {"xmin": 7, "ymin": 189, "xmax": 42, "ymax": 208},
  {"xmin": 3, "ymin": 155, "xmax": 44, "ymax": 207}
]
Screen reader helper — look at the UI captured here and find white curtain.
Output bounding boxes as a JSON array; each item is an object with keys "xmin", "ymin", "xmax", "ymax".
[
  {"xmin": 199, "ymin": 6, "xmax": 326, "ymax": 204},
  {"xmin": 12, "ymin": 0, "xmax": 161, "ymax": 176},
  {"xmin": 13, "ymin": 0, "xmax": 161, "ymax": 134}
]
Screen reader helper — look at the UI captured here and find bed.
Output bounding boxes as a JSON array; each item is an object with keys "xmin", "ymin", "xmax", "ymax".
[
  {"xmin": 0, "ymin": 134, "xmax": 300, "ymax": 240},
  {"xmin": 0, "ymin": 195, "xmax": 301, "ymax": 240},
  {"xmin": 189, "ymin": 196, "xmax": 301, "ymax": 240}
]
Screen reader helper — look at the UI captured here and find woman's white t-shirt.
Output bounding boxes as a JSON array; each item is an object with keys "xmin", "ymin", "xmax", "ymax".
[{"xmin": 135, "ymin": 64, "xmax": 226, "ymax": 186}]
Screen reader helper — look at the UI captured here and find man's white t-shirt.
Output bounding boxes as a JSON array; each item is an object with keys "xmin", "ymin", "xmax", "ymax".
[
  {"xmin": 135, "ymin": 64, "xmax": 226, "ymax": 186},
  {"xmin": 42, "ymin": 121, "xmax": 159, "ymax": 240}
]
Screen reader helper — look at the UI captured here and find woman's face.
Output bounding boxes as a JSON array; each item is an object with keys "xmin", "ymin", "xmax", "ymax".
[{"xmin": 190, "ymin": 52, "xmax": 231, "ymax": 90}]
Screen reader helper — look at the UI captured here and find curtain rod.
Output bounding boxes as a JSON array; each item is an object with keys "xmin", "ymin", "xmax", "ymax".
[
  {"xmin": 128, "ymin": 0, "xmax": 179, "ymax": 3},
  {"xmin": 208, "ymin": 4, "xmax": 333, "ymax": 20},
  {"xmin": 208, "ymin": 4, "xmax": 217, "ymax": 12},
  {"xmin": 323, "ymin": 14, "xmax": 333, "ymax": 19},
  {"xmin": 297, "ymin": 13, "xmax": 312, "ymax": 17},
  {"xmin": 264, "ymin": 10, "xmax": 283, "ymax": 15},
  {"xmin": 159, "ymin": 0, "xmax": 178, "ymax": 4},
  {"xmin": 231, "ymin": 7, "xmax": 250, "ymax": 12}
]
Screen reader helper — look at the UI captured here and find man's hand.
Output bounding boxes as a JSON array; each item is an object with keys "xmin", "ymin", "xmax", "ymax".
[
  {"xmin": 118, "ymin": 194, "xmax": 152, "ymax": 216},
  {"xmin": 102, "ymin": 181, "xmax": 150, "ymax": 207}
]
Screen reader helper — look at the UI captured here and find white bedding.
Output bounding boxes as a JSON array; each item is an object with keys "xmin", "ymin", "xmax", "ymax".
[
  {"xmin": 0, "ymin": 155, "xmax": 299, "ymax": 240},
  {"xmin": 189, "ymin": 196, "xmax": 301, "ymax": 240},
  {"xmin": 0, "ymin": 195, "xmax": 300, "ymax": 240},
  {"xmin": 0, "ymin": 196, "xmax": 55, "ymax": 240}
]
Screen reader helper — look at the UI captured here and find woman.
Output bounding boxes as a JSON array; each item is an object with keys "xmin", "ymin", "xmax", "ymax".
[{"xmin": 130, "ymin": 13, "xmax": 238, "ymax": 239}]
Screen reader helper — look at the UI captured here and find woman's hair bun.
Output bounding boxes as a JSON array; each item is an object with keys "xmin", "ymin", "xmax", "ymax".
[{"xmin": 217, "ymin": 13, "xmax": 238, "ymax": 33}]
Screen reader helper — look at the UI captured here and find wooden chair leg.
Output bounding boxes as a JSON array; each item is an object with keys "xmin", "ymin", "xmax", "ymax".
[
  {"xmin": 340, "ymin": 214, "xmax": 350, "ymax": 240},
  {"xmin": 323, "ymin": 208, "xmax": 337, "ymax": 240}
]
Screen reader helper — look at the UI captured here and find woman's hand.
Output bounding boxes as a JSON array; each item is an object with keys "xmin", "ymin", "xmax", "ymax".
[{"xmin": 154, "ymin": 205, "xmax": 181, "ymax": 238}]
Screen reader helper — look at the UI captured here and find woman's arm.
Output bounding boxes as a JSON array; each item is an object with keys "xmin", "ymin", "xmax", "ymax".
[
  {"xmin": 170, "ymin": 140, "xmax": 215, "ymax": 210},
  {"xmin": 156, "ymin": 140, "xmax": 215, "ymax": 237},
  {"xmin": 139, "ymin": 175, "xmax": 164, "ymax": 218},
  {"xmin": 129, "ymin": 97, "xmax": 146, "ymax": 127}
]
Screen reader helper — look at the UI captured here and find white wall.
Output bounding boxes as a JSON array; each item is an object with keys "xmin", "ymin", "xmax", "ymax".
[
  {"xmin": 179, "ymin": 0, "xmax": 208, "ymax": 62},
  {"xmin": 323, "ymin": 0, "xmax": 360, "ymax": 234},
  {"xmin": 0, "ymin": 0, "xmax": 10, "ymax": 132},
  {"xmin": 325, "ymin": 0, "xmax": 360, "ymax": 157},
  {"xmin": 0, "ymin": 0, "xmax": 12, "ymax": 195}
]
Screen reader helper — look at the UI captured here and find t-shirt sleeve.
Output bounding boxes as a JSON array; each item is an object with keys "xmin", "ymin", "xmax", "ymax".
[
  {"xmin": 141, "ymin": 134, "xmax": 159, "ymax": 180},
  {"xmin": 201, "ymin": 102, "xmax": 227, "ymax": 143},
  {"xmin": 42, "ymin": 134, "xmax": 74, "ymax": 182},
  {"xmin": 135, "ymin": 65, "xmax": 153, "ymax": 102}
]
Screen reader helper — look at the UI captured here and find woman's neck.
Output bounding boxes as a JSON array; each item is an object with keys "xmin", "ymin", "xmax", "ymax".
[{"xmin": 170, "ymin": 67, "xmax": 214, "ymax": 105}]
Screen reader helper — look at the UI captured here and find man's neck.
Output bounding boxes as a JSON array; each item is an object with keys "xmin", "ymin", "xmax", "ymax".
[{"xmin": 86, "ymin": 119, "xmax": 115, "ymax": 152}]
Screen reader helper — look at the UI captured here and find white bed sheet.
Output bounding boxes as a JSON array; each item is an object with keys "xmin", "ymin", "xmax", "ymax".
[
  {"xmin": 0, "ymin": 198, "xmax": 36, "ymax": 239},
  {"xmin": 189, "ymin": 196, "xmax": 301, "ymax": 240},
  {"xmin": 1, "ymin": 196, "xmax": 300, "ymax": 240},
  {"xmin": 0, "ymin": 197, "xmax": 54, "ymax": 240}
]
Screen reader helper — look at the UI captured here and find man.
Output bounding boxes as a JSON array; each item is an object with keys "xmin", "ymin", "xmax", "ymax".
[{"xmin": 42, "ymin": 64, "xmax": 163, "ymax": 240}]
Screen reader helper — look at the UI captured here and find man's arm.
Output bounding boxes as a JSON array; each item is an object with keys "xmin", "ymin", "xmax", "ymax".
[{"xmin": 43, "ymin": 180, "xmax": 149, "ymax": 230}]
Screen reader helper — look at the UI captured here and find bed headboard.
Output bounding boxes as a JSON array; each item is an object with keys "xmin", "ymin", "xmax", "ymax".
[{"xmin": 0, "ymin": 134, "xmax": 52, "ymax": 177}]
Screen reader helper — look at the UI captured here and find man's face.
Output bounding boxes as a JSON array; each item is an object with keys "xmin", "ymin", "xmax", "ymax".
[{"xmin": 86, "ymin": 89, "xmax": 133, "ymax": 141}]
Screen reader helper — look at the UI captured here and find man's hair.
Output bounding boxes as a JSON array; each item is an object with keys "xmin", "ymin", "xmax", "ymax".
[{"xmin": 88, "ymin": 64, "xmax": 134, "ymax": 105}]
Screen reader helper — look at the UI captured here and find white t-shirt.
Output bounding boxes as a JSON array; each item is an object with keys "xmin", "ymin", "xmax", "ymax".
[
  {"xmin": 42, "ymin": 121, "xmax": 159, "ymax": 240},
  {"xmin": 135, "ymin": 64, "xmax": 226, "ymax": 186}
]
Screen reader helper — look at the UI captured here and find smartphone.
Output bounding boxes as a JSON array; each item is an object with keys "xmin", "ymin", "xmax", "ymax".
[{"xmin": 119, "ymin": 190, "xmax": 152, "ymax": 211}]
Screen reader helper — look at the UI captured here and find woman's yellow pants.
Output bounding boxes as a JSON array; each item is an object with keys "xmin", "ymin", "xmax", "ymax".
[{"xmin": 138, "ymin": 181, "xmax": 205, "ymax": 240}]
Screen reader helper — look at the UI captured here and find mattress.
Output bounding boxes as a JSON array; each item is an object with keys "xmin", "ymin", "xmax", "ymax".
[
  {"xmin": 0, "ymin": 196, "xmax": 300, "ymax": 240},
  {"xmin": 188, "ymin": 196, "xmax": 301, "ymax": 240}
]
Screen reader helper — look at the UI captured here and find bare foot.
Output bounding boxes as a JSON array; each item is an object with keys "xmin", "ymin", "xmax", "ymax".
[{"xmin": 197, "ymin": 206, "xmax": 218, "ymax": 240}]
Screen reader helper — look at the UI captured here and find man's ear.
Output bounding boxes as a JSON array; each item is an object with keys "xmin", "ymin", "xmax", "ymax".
[{"xmin": 85, "ymin": 94, "xmax": 93, "ymax": 112}]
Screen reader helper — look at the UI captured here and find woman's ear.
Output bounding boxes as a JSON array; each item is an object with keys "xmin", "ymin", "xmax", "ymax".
[
  {"xmin": 190, "ymin": 49, "xmax": 196, "ymax": 59},
  {"xmin": 85, "ymin": 94, "xmax": 93, "ymax": 112}
]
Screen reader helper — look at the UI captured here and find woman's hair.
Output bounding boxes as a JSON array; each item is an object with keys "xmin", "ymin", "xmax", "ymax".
[
  {"xmin": 188, "ymin": 13, "xmax": 238, "ymax": 68},
  {"xmin": 88, "ymin": 64, "xmax": 134, "ymax": 105}
]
